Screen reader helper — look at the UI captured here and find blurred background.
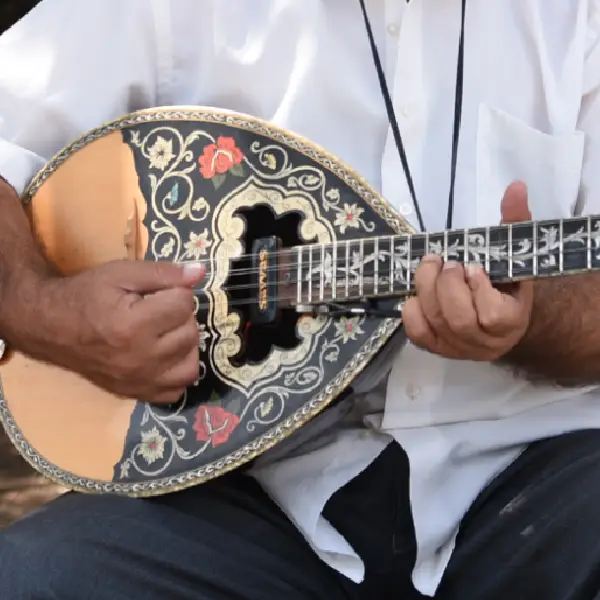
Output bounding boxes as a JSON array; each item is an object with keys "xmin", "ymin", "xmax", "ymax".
[{"xmin": 0, "ymin": 0, "xmax": 65, "ymax": 530}]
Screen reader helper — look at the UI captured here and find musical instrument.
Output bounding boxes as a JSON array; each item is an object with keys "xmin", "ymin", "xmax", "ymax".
[{"xmin": 0, "ymin": 107, "xmax": 595, "ymax": 497}]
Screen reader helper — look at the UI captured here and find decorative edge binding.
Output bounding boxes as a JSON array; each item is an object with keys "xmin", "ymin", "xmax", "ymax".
[{"xmin": 0, "ymin": 106, "xmax": 412, "ymax": 498}]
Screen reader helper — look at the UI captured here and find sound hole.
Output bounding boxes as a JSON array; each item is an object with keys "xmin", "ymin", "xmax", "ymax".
[{"xmin": 226, "ymin": 205, "xmax": 305, "ymax": 365}]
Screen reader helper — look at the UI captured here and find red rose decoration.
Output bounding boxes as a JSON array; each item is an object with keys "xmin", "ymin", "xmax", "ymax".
[
  {"xmin": 198, "ymin": 136, "xmax": 244, "ymax": 180},
  {"xmin": 193, "ymin": 405, "xmax": 240, "ymax": 447}
]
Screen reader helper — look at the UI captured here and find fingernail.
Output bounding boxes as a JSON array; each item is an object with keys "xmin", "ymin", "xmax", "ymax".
[
  {"xmin": 466, "ymin": 263, "xmax": 482, "ymax": 277},
  {"xmin": 443, "ymin": 260, "xmax": 459, "ymax": 270},
  {"xmin": 183, "ymin": 263, "xmax": 205, "ymax": 277}
]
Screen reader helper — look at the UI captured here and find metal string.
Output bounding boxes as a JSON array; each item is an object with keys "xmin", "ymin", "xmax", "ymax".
[{"xmin": 186, "ymin": 244, "xmax": 598, "ymax": 310}]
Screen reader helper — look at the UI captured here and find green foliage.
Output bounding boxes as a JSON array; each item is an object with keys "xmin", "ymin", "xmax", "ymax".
[{"xmin": 0, "ymin": 0, "xmax": 40, "ymax": 34}]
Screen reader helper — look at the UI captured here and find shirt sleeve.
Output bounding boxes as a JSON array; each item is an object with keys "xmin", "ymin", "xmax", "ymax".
[
  {"xmin": 575, "ymin": 0, "xmax": 600, "ymax": 216},
  {"xmin": 0, "ymin": 0, "xmax": 169, "ymax": 195}
]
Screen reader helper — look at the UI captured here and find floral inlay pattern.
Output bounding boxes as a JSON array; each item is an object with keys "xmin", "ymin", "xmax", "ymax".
[
  {"xmin": 183, "ymin": 230, "xmax": 212, "ymax": 260},
  {"xmin": 199, "ymin": 136, "xmax": 245, "ymax": 188},
  {"xmin": 148, "ymin": 136, "xmax": 176, "ymax": 171},
  {"xmin": 193, "ymin": 405, "xmax": 241, "ymax": 448}
]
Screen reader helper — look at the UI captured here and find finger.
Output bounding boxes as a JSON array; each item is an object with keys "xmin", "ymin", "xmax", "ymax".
[
  {"xmin": 413, "ymin": 255, "xmax": 448, "ymax": 333},
  {"xmin": 147, "ymin": 387, "xmax": 187, "ymax": 406},
  {"xmin": 158, "ymin": 346, "xmax": 201, "ymax": 391},
  {"xmin": 403, "ymin": 297, "xmax": 470, "ymax": 359},
  {"xmin": 500, "ymin": 181, "xmax": 532, "ymax": 224},
  {"xmin": 499, "ymin": 180, "xmax": 534, "ymax": 305},
  {"xmin": 466, "ymin": 264, "xmax": 531, "ymax": 335},
  {"xmin": 106, "ymin": 260, "xmax": 206, "ymax": 295},
  {"xmin": 435, "ymin": 260, "xmax": 482, "ymax": 343},
  {"xmin": 136, "ymin": 288, "xmax": 197, "ymax": 335},
  {"xmin": 155, "ymin": 317, "xmax": 200, "ymax": 363},
  {"xmin": 402, "ymin": 297, "xmax": 440, "ymax": 353}
]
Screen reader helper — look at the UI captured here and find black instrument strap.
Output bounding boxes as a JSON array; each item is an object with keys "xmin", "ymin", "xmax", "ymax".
[{"xmin": 358, "ymin": 0, "xmax": 467, "ymax": 232}]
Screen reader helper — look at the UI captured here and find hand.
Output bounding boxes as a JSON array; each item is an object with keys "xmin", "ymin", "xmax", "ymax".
[
  {"xmin": 23, "ymin": 260, "xmax": 206, "ymax": 404},
  {"xmin": 402, "ymin": 181, "xmax": 534, "ymax": 361}
]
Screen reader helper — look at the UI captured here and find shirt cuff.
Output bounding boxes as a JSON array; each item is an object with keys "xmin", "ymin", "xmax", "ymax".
[{"xmin": 0, "ymin": 137, "xmax": 46, "ymax": 197}]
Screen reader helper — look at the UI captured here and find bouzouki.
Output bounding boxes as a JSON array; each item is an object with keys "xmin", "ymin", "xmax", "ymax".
[{"xmin": 0, "ymin": 107, "xmax": 595, "ymax": 497}]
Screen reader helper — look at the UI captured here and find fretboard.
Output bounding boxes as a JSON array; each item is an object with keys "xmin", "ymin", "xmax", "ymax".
[{"xmin": 293, "ymin": 215, "xmax": 600, "ymax": 305}]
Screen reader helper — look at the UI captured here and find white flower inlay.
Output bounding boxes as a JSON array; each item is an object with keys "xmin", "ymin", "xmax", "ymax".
[
  {"xmin": 183, "ymin": 230, "xmax": 212, "ymax": 260},
  {"xmin": 334, "ymin": 316, "xmax": 364, "ymax": 343},
  {"xmin": 138, "ymin": 427, "xmax": 167, "ymax": 465},
  {"xmin": 333, "ymin": 203, "xmax": 364, "ymax": 234},
  {"xmin": 148, "ymin": 136, "xmax": 175, "ymax": 171}
]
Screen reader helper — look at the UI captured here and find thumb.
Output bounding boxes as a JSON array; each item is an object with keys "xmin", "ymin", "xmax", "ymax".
[
  {"xmin": 108, "ymin": 260, "xmax": 206, "ymax": 294},
  {"xmin": 497, "ymin": 181, "xmax": 534, "ymax": 304},
  {"xmin": 500, "ymin": 181, "xmax": 532, "ymax": 224}
]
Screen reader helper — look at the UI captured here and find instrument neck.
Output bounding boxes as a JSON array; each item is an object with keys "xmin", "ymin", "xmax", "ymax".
[{"xmin": 287, "ymin": 214, "xmax": 600, "ymax": 307}]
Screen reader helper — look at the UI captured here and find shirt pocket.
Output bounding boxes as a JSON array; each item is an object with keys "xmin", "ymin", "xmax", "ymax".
[{"xmin": 475, "ymin": 103, "xmax": 585, "ymax": 225}]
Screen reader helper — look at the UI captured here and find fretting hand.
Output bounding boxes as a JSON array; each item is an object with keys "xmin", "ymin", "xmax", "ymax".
[{"xmin": 402, "ymin": 182, "xmax": 535, "ymax": 361}]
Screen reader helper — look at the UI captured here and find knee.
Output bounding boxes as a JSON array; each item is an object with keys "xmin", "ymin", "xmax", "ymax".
[{"xmin": 0, "ymin": 519, "xmax": 82, "ymax": 596}]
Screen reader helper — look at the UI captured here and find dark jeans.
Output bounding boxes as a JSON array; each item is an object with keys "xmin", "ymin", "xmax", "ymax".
[{"xmin": 2, "ymin": 431, "xmax": 600, "ymax": 599}]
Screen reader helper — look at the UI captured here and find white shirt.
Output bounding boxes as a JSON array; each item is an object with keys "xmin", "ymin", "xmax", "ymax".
[{"xmin": 3, "ymin": 0, "xmax": 600, "ymax": 595}]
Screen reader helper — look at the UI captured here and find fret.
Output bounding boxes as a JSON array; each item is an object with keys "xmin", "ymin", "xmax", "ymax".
[
  {"xmin": 345, "ymin": 240, "xmax": 350, "ymax": 299},
  {"xmin": 410, "ymin": 233, "xmax": 427, "ymax": 292},
  {"xmin": 319, "ymin": 244, "xmax": 325, "ymax": 302},
  {"xmin": 358, "ymin": 238, "xmax": 365, "ymax": 297},
  {"xmin": 351, "ymin": 235, "xmax": 388, "ymax": 295},
  {"xmin": 562, "ymin": 217, "xmax": 589, "ymax": 274},
  {"xmin": 464, "ymin": 227, "xmax": 487, "ymax": 267},
  {"xmin": 427, "ymin": 231, "xmax": 445, "ymax": 259},
  {"xmin": 587, "ymin": 216, "xmax": 592, "ymax": 271},
  {"xmin": 509, "ymin": 222, "xmax": 534, "ymax": 279},
  {"xmin": 445, "ymin": 229, "xmax": 467, "ymax": 265},
  {"xmin": 296, "ymin": 246, "xmax": 303, "ymax": 304},
  {"xmin": 359, "ymin": 237, "xmax": 378, "ymax": 298},
  {"xmin": 390, "ymin": 236, "xmax": 399, "ymax": 295},
  {"xmin": 393, "ymin": 235, "xmax": 411, "ymax": 292},
  {"xmin": 311, "ymin": 244, "xmax": 323, "ymax": 302},
  {"xmin": 299, "ymin": 245, "xmax": 313, "ymax": 304},
  {"xmin": 331, "ymin": 242, "xmax": 337, "ymax": 301},
  {"xmin": 334, "ymin": 241, "xmax": 348, "ymax": 300},
  {"xmin": 307, "ymin": 244, "xmax": 313, "ymax": 302},
  {"xmin": 345, "ymin": 239, "xmax": 360, "ymax": 299},
  {"xmin": 463, "ymin": 229, "xmax": 469, "ymax": 267},
  {"xmin": 559, "ymin": 220, "xmax": 564, "ymax": 274},
  {"xmin": 373, "ymin": 237, "xmax": 379, "ymax": 295},
  {"xmin": 487, "ymin": 226, "xmax": 509, "ymax": 283},
  {"xmin": 533, "ymin": 225, "xmax": 538, "ymax": 276},
  {"xmin": 388, "ymin": 235, "xmax": 394, "ymax": 294},
  {"xmin": 536, "ymin": 220, "xmax": 563, "ymax": 276}
]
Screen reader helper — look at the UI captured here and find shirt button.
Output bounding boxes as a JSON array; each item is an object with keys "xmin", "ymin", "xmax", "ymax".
[
  {"xmin": 406, "ymin": 383, "xmax": 420, "ymax": 400},
  {"xmin": 400, "ymin": 104, "xmax": 414, "ymax": 118},
  {"xmin": 386, "ymin": 23, "xmax": 400, "ymax": 36}
]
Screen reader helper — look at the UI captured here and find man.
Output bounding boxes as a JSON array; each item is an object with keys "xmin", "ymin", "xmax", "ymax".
[{"xmin": 1, "ymin": 0, "xmax": 600, "ymax": 598}]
